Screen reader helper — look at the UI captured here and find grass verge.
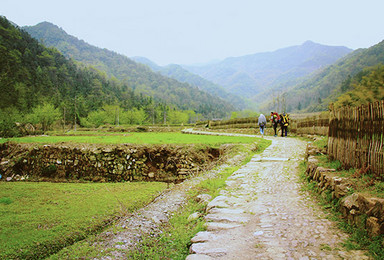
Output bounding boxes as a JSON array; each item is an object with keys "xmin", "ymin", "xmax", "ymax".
[{"xmin": 0, "ymin": 182, "xmax": 167, "ymax": 259}]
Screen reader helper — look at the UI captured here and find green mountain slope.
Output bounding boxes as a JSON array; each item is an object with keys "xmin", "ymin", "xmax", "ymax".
[
  {"xmin": 332, "ymin": 64, "xmax": 384, "ymax": 108},
  {"xmin": 274, "ymin": 40, "xmax": 384, "ymax": 112},
  {"xmin": 23, "ymin": 22, "xmax": 234, "ymax": 117},
  {"xmin": 131, "ymin": 57, "xmax": 245, "ymax": 110},
  {"xmin": 0, "ymin": 16, "xmax": 145, "ymax": 113},
  {"xmin": 183, "ymin": 41, "xmax": 352, "ymax": 99}
]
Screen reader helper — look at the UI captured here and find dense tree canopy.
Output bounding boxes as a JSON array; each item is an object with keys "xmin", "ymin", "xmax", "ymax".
[{"xmin": 333, "ymin": 65, "xmax": 384, "ymax": 108}]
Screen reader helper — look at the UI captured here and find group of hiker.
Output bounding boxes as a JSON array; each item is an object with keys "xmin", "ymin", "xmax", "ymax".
[{"xmin": 258, "ymin": 112, "xmax": 290, "ymax": 137}]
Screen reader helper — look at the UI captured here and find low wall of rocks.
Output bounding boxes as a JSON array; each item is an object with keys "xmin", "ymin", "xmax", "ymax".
[
  {"xmin": 0, "ymin": 142, "xmax": 223, "ymax": 183},
  {"xmin": 305, "ymin": 144, "xmax": 384, "ymax": 237}
]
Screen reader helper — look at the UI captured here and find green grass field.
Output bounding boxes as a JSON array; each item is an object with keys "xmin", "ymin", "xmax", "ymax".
[
  {"xmin": 0, "ymin": 131, "xmax": 268, "ymax": 259},
  {"xmin": 0, "ymin": 132, "xmax": 256, "ymax": 145},
  {"xmin": 0, "ymin": 182, "xmax": 167, "ymax": 259}
]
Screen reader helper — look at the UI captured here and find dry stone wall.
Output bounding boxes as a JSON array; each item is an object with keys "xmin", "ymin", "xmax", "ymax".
[
  {"xmin": 0, "ymin": 142, "xmax": 222, "ymax": 183},
  {"xmin": 305, "ymin": 143, "xmax": 384, "ymax": 237}
]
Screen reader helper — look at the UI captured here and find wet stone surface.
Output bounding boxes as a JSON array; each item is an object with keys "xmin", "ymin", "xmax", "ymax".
[{"xmin": 187, "ymin": 137, "xmax": 371, "ymax": 260}]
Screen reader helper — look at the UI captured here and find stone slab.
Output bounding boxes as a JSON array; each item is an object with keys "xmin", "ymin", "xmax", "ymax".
[{"xmin": 204, "ymin": 222, "xmax": 242, "ymax": 231}]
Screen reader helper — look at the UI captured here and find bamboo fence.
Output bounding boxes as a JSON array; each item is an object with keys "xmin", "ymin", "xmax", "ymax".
[
  {"xmin": 328, "ymin": 101, "xmax": 384, "ymax": 177},
  {"xmin": 209, "ymin": 117, "xmax": 258, "ymax": 129},
  {"xmin": 294, "ymin": 113, "xmax": 329, "ymax": 136}
]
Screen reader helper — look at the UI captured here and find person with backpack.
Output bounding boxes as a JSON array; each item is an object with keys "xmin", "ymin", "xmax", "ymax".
[
  {"xmin": 280, "ymin": 113, "xmax": 289, "ymax": 137},
  {"xmin": 270, "ymin": 112, "xmax": 280, "ymax": 137},
  {"xmin": 258, "ymin": 113, "xmax": 267, "ymax": 138}
]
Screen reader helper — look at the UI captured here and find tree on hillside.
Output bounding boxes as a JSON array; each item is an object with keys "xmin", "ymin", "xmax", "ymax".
[{"xmin": 26, "ymin": 103, "xmax": 60, "ymax": 131}]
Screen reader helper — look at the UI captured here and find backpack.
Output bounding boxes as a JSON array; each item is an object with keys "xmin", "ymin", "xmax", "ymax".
[
  {"xmin": 282, "ymin": 114, "xmax": 289, "ymax": 126},
  {"xmin": 271, "ymin": 113, "xmax": 279, "ymax": 124}
]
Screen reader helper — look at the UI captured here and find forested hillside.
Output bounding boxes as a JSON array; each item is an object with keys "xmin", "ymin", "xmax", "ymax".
[
  {"xmin": 268, "ymin": 40, "xmax": 384, "ymax": 112},
  {"xmin": 132, "ymin": 57, "xmax": 245, "ymax": 110},
  {"xmin": 0, "ymin": 16, "xmax": 234, "ymax": 137},
  {"xmin": 0, "ymin": 16, "xmax": 158, "ymax": 135},
  {"xmin": 183, "ymin": 41, "xmax": 352, "ymax": 99},
  {"xmin": 332, "ymin": 64, "xmax": 384, "ymax": 108},
  {"xmin": 23, "ymin": 22, "xmax": 234, "ymax": 117}
]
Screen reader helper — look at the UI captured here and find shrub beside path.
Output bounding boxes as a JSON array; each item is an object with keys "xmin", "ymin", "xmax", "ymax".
[{"xmin": 187, "ymin": 135, "xmax": 370, "ymax": 259}]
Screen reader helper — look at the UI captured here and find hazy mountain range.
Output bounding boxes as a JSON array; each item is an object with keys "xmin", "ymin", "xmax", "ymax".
[
  {"xmin": 23, "ymin": 20, "xmax": 384, "ymax": 114},
  {"xmin": 133, "ymin": 41, "xmax": 354, "ymax": 111},
  {"xmin": 183, "ymin": 41, "xmax": 352, "ymax": 97}
]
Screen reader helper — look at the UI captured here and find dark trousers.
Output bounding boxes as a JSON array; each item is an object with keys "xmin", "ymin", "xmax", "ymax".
[
  {"xmin": 273, "ymin": 124, "xmax": 278, "ymax": 136},
  {"xmin": 281, "ymin": 125, "xmax": 288, "ymax": 137}
]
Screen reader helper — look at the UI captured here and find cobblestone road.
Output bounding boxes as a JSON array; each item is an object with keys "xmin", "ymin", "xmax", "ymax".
[{"xmin": 187, "ymin": 136, "xmax": 370, "ymax": 259}]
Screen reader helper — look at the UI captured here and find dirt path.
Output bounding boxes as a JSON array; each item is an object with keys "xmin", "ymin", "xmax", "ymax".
[{"xmin": 187, "ymin": 136, "xmax": 370, "ymax": 259}]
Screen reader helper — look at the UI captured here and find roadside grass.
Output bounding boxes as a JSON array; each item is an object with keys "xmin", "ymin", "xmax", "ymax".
[
  {"xmin": 0, "ymin": 132, "xmax": 257, "ymax": 146},
  {"xmin": 124, "ymin": 139, "xmax": 268, "ymax": 259},
  {"xmin": 0, "ymin": 182, "xmax": 167, "ymax": 259},
  {"xmin": 299, "ymin": 154, "xmax": 384, "ymax": 259}
]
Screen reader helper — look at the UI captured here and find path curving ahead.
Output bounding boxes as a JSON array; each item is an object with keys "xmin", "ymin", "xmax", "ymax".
[{"xmin": 187, "ymin": 136, "xmax": 370, "ymax": 259}]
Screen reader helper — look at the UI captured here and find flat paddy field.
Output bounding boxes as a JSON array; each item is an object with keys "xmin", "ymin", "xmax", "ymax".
[{"xmin": 0, "ymin": 131, "xmax": 257, "ymax": 145}]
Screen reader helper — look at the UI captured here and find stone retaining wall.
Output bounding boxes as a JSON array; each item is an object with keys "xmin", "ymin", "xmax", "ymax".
[
  {"xmin": 0, "ymin": 142, "xmax": 223, "ymax": 183},
  {"xmin": 305, "ymin": 144, "xmax": 384, "ymax": 237}
]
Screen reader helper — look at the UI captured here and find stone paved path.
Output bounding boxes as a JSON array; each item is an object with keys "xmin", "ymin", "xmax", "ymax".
[{"xmin": 187, "ymin": 136, "xmax": 370, "ymax": 259}]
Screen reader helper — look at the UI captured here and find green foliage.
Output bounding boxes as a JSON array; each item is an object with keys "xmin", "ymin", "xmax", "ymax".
[
  {"xmin": 333, "ymin": 64, "xmax": 384, "ymax": 108},
  {"xmin": 82, "ymin": 105, "xmax": 119, "ymax": 127},
  {"xmin": 0, "ymin": 182, "xmax": 167, "ymax": 259},
  {"xmin": 167, "ymin": 109, "xmax": 192, "ymax": 124},
  {"xmin": 0, "ymin": 108, "xmax": 23, "ymax": 137},
  {"xmin": 120, "ymin": 107, "xmax": 147, "ymax": 125},
  {"xmin": 26, "ymin": 103, "xmax": 61, "ymax": 131}
]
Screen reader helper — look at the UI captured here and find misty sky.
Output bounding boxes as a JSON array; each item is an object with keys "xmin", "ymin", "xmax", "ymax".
[{"xmin": 2, "ymin": 0, "xmax": 384, "ymax": 65}]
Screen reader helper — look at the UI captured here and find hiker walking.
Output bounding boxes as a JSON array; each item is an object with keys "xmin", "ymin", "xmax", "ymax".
[
  {"xmin": 270, "ymin": 112, "xmax": 280, "ymax": 137},
  {"xmin": 258, "ymin": 113, "xmax": 267, "ymax": 137},
  {"xmin": 280, "ymin": 113, "xmax": 289, "ymax": 137}
]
